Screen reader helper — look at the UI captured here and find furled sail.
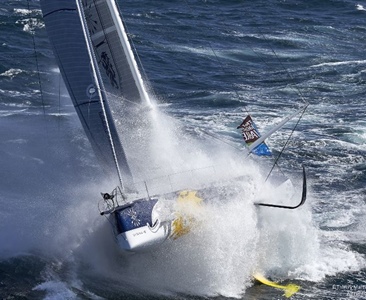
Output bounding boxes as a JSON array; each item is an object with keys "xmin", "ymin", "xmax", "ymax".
[{"xmin": 40, "ymin": 0, "xmax": 133, "ymax": 186}]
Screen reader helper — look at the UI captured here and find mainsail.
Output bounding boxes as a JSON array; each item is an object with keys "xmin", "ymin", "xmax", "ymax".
[{"xmin": 40, "ymin": 0, "xmax": 134, "ymax": 186}]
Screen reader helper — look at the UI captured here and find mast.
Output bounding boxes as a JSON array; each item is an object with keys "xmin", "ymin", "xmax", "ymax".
[
  {"xmin": 76, "ymin": 0, "xmax": 126, "ymax": 190},
  {"xmin": 40, "ymin": 0, "xmax": 134, "ymax": 188}
]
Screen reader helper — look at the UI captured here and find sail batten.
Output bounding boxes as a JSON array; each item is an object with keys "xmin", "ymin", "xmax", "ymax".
[
  {"xmin": 43, "ymin": 8, "xmax": 76, "ymax": 18},
  {"xmin": 91, "ymin": 25, "xmax": 115, "ymax": 40}
]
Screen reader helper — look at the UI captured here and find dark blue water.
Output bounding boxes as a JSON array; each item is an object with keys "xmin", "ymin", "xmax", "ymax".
[{"xmin": 1, "ymin": 0, "xmax": 366, "ymax": 299}]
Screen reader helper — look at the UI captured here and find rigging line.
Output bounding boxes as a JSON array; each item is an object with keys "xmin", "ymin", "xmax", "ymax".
[
  {"xmin": 120, "ymin": 5, "xmax": 200, "ymax": 90},
  {"xmin": 208, "ymin": 7, "xmax": 309, "ymax": 173},
  {"xmin": 76, "ymin": 0, "xmax": 125, "ymax": 190},
  {"xmin": 237, "ymin": 16, "xmax": 310, "ymax": 175},
  {"xmin": 266, "ymin": 41, "xmax": 308, "ymax": 105},
  {"xmin": 210, "ymin": 2, "xmax": 307, "ymax": 104},
  {"xmin": 209, "ymin": 44, "xmax": 250, "ymax": 115},
  {"xmin": 199, "ymin": 127, "xmax": 261, "ymax": 166},
  {"xmin": 179, "ymin": 2, "xmax": 309, "ymax": 169},
  {"xmin": 156, "ymin": 105, "xmax": 248, "ymax": 157},
  {"xmin": 182, "ymin": 0, "xmax": 250, "ymax": 114},
  {"xmin": 102, "ymin": 88, "xmax": 144, "ymax": 108},
  {"xmin": 265, "ymin": 103, "xmax": 308, "ymax": 182},
  {"xmin": 105, "ymin": 80, "xmax": 242, "ymax": 152},
  {"xmin": 197, "ymin": 128, "xmax": 244, "ymax": 152},
  {"xmin": 202, "ymin": 1, "xmax": 307, "ymax": 106},
  {"xmin": 57, "ymin": 72, "xmax": 61, "ymax": 130},
  {"xmin": 27, "ymin": 0, "xmax": 45, "ymax": 115},
  {"xmin": 252, "ymin": 21, "xmax": 308, "ymax": 105},
  {"xmin": 58, "ymin": 74, "xmax": 61, "ymax": 114},
  {"xmin": 113, "ymin": 76, "xmax": 246, "ymax": 156},
  {"xmin": 180, "ymin": 1, "xmax": 293, "ymax": 168}
]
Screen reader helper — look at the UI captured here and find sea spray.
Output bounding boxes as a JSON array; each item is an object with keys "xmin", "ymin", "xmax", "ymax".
[{"xmin": 72, "ymin": 178, "xmax": 260, "ymax": 298}]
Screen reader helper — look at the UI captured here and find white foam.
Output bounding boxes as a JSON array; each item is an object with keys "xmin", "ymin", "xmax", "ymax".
[
  {"xmin": 322, "ymin": 210, "xmax": 357, "ymax": 228},
  {"xmin": 15, "ymin": 18, "xmax": 44, "ymax": 34},
  {"xmin": 356, "ymin": 4, "xmax": 366, "ymax": 11},
  {"xmin": 33, "ymin": 281, "xmax": 77, "ymax": 300},
  {"xmin": 13, "ymin": 9, "xmax": 41, "ymax": 16},
  {"xmin": 71, "ymin": 185, "xmax": 259, "ymax": 298},
  {"xmin": 291, "ymin": 243, "xmax": 365, "ymax": 281},
  {"xmin": 0, "ymin": 68, "xmax": 24, "ymax": 78},
  {"xmin": 0, "ymin": 105, "xmax": 363, "ymax": 298},
  {"xmin": 59, "ymin": 104, "xmax": 364, "ymax": 297},
  {"xmin": 311, "ymin": 59, "xmax": 366, "ymax": 68}
]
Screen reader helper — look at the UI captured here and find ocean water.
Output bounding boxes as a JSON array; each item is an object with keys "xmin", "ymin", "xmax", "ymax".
[{"xmin": 1, "ymin": 0, "xmax": 366, "ymax": 299}]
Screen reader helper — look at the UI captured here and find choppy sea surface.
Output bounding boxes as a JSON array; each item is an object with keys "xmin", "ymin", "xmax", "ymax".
[{"xmin": 1, "ymin": 0, "xmax": 366, "ymax": 299}]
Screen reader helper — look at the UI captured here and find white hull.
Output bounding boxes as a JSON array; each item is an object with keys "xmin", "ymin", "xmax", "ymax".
[{"xmin": 116, "ymin": 223, "xmax": 170, "ymax": 252}]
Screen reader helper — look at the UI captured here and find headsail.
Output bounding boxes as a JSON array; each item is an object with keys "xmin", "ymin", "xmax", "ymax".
[
  {"xmin": 81, "ymin": 0, "xmax": 151, "ymax": 107},
  {"xmin": 237, "ymin": 115, "xmax": 272, "ymax": 156},
  {"xmin": 40, "ymin": 0, "xmax": 133, "ymax": 186},
  {"xmin": 244, "ymin": 106, "xmax": 308, "ymax": 155}
]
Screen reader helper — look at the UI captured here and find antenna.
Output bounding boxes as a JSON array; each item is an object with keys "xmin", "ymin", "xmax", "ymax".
[
  {"xmin": 144, "ymin": 181, "xmax": 151, "ymax": 199},
  {"xmin": 27, "ymin": 0, "xmax": 45, "ymax": 114}
]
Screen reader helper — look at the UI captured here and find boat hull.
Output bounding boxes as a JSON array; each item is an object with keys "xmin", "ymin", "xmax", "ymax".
[
  {"xmin": 111, "ymin": 198, "xmax": 171, "ymax": 252},
  {"xmin": 116, "ymin": 224, "xmax": 169, "ymax": 252}
]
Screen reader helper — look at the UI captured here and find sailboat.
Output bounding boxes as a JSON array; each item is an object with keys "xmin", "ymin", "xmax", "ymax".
[
  {"xmin": 39, "ymin": 0, "xmax": 307, "ymax": 252},
  {"xmin": 39, "ymin": 0, "xmax": 191, "ymax": 251}
]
